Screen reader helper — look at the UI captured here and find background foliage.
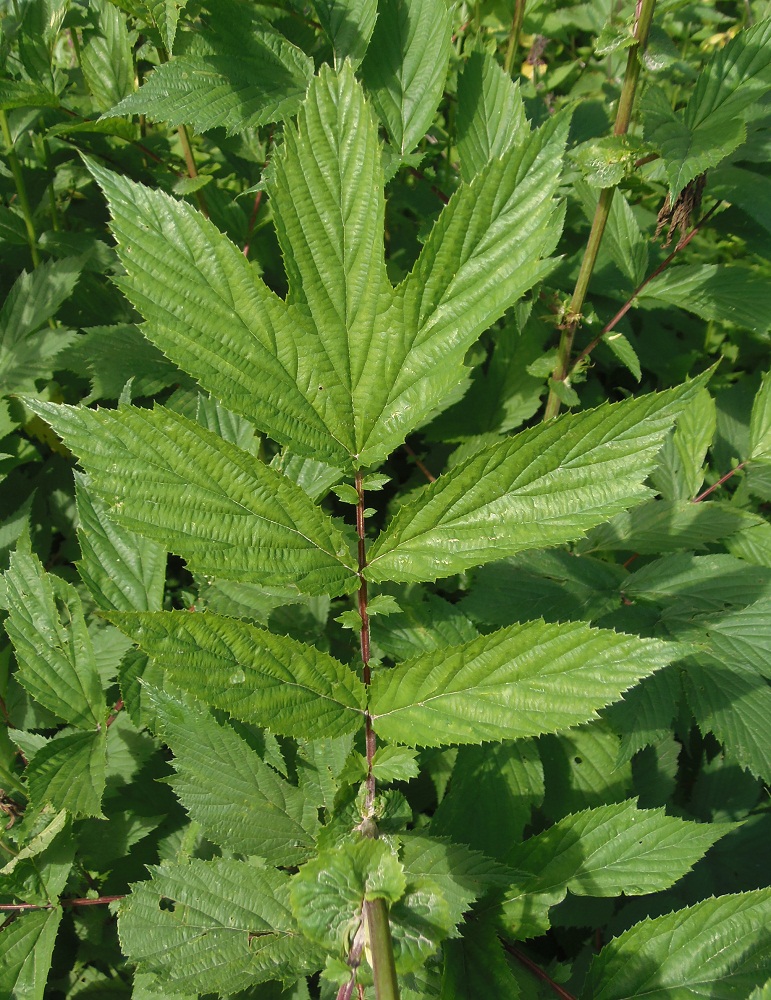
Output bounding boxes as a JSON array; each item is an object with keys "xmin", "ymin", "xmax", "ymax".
[{"xmin": 1, "ymin": 0, "xmax": 771, "ymax": 998}]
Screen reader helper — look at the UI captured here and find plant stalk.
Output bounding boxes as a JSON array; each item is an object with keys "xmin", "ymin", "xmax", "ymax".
[
  {"xmin": 1, "ymin": 110, "xmax": 40, "ymax": 267},
  {"xmin": 354, "ymin": 470, "xmax": 376, "ymax": 815},
  {"xmin": 543, "ymin": 0, "xmax": 657, "ymax": 420},
  {"xmin": 504, "ymin": 0, "xmax": 527, "ymax": 75},
  {"xmin": 365, "ymin": 898, "xmax": 401, "ymax": 1000}
]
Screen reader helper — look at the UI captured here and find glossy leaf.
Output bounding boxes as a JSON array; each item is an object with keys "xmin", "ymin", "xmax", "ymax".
[
  {"xmin": 370, "ymin": 620, "xmax": 675, "ymax": 747},
  {"xmin": 361, "ymin": 0, "xmax": 452, "ymax": 155},
  {"xmin": 367, "ymin": 380, "xmax": 706, "ymax": 583},
  {"xmin": 106, "ymin": 611, "xmax": 367, "ymax": 740}
]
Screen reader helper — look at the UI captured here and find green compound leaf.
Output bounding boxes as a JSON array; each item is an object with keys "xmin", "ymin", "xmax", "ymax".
[
  {"xmin": 26, "ymin": 730, "xmax": 107, "ymax": 819},
  {"xmin": 367, "ymin": 379, "xmax": 706, "ymax": 584},
  {"xmin": 106, "ymin": 611, "xmax": 367, "ymax": 740},
  {"xmin": 3, "ymin": 547, "xmax": 106, "ymax": 729},
  {"xmin": 105, "ymin": 1, "xmax": 313, "ymax": 132},
  {"xmin": 290, "ymin": 839, "xmax": 406, "ymax": 953},
  {"xmin": 25, "ymin": 400, "xmax": 358, "ymax": 599},
  {"xmin": 0, "ymin": 907, "xmax": 62, "ymax": 1000},
  {"xmin": 75, "ymin": 474, "xmax": 166, "ymax": 613},
  {"xmin": 147, "ymin": 687, "xmax": 318, "ymax": 866},
  {"xmin": 456, "ymin": 48, "xmax": 527, "ymax": 182},
  {"xmin": 581, "ymin": 889, "xmax": 771, "ymax": 1000},
  {"xmin": 642, "ymin": 19, "xmax": 771, "ymax": 197},
  {"xmin": 118, "ymin": 859, "xmax": 321, "ymax": 995},
  {"xmin": 88, "ymin": 62, "xmax": 567, "ymax": 471},
  {"xmin": 369, "ymin": 620, "xmax": 675, "ymax": 747},
  {"xmin": 503, "ymin": 799, "xmax": 731, "ymax": 939},
  {"xmin": 361, "ymin": 0, "xmax": 452, "ymax": 155}
]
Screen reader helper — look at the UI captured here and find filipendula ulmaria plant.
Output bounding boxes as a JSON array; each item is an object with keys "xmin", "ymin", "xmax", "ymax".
[{"xmin": 20, "ymin": 63, "xmax": 770, "ymax": 999}]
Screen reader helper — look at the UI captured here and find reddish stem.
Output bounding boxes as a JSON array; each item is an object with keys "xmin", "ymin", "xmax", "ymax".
[
  {"xmin": 354, "ymin": 471, "xmax": 376, "ymax": 815},
  {"xmin": 403, "ymin": 442, "xmax": 436, "ymax": 483},
  {"xmin": 0, "ymin": 894, "xmax": 125, "ymax": 912},
  {"xmin": 501, "ymin": 940, "xmax": 578, "ymax": 1000},
  {"xmin": 571, "ymin": 201, "xmax": 722, "ymax": 372},
  {"xmin": 692, "ymin": 461, "xmax": 746, "ymax": 503},
  {"xmin": 105, "ymin": 699, "xmax": 123, "ymax": 728}
]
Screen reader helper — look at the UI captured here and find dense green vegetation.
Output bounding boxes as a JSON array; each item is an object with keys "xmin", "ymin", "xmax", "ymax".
[{"xmin": 1, "ymin": 0, "xmax": 771, "ymax": 997}]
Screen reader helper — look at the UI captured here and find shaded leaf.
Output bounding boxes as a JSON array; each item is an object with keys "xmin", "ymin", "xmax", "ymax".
[
  {"xmin": 582, "ymin": 889, "xmax": 771, "ymax": 1000},
  {"xmin": 361, "ymin": 0, "xmax": 452, "ymax": 155},
  {"xmin": 3, "ymin": 547, "xmax": 106, "ymax": 729},
  {"xmin": 0, "ymin": 907, "xmax": 62, "ymax": 1000},
  {"xmin": 503, "ymin": 800, "xmax": 729, "ymax": 940},
  {"xmin": 148, "ymin": 687, "xmax": 318, "ymax": 865},
  {"xmin": 456, "ymin": 49, "xmax": 527, "ymax": 182},
  {"xmin": 106, "ymin": 2, "xmax": 313, "ymax": 132},
  {"xmin": 119, "ymin": 860, "xmax": 320, "ymax": 994},
  {"xmin": 25, "ymin": 400, "xmax": 358, "ymax": 598},
  {"xmin": 27, "ymin": 730, "xmax": 107, "ymax": 819}
]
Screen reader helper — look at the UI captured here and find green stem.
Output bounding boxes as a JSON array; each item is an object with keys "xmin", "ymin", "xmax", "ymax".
[
  {"xmin": 1, "ymin": 110, "xmax": 40, "ymax": 267},
  {"xmin": 543, "ymin": 0, "xmax": 656, "ymax": 420},
  {"xmin": 503, "ymin": 0, "xmax": 527, "ymax": 75},
  {"xmin": 156, "ymin": 46, "xmax": 209, "ymax": 217},
  {"xmin": 354, "ymin": 470, "xmax": 376, "ymax": 815},
  {"xmin": 366, "ymin": 898, "xmax": 401, "ymax": 1000}
]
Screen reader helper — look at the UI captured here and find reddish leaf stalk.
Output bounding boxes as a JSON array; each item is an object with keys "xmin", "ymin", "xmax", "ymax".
[
  {"xmin": 0, "ymin": 894, "xmax": 124, "ymax": 912},
  {"xmin": 501, "ymin": 940, "xmax": 578, "ymax": 1000},
  {"xmin": 692, "ymin": 461, "xmax": 747, "ymax": 503},
  {"xmin": 570, "ymin": 200, "xmax": 723, "ymax": 373},
  {"xmin": 355, "ymin": 470, "xmax": 376, "ymax": 815}
]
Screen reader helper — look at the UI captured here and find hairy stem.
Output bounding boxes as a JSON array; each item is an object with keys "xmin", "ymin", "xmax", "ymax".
[
  {"xmin": 544, "ymin": 0, "xmax": 656, "ymax": 420},
  {"xmin": 0, "ymin": 895, "xmax": 124, "ymax": 911},
  {"xmin": 1, "ymin": 110, "xmax": 40, "ymax": 267}
]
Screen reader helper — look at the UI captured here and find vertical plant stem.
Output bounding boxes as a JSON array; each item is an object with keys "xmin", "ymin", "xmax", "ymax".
[
  {"xmin": 351, "ymin": 472, "xmax": 401, "ymax": 1000},
  {"xmin": 1, "ymin": 110, "xmax": 40, "ymax": 267},
  {"xmin": 354, "ymin": 470, "xmax": 376, "ymax": 814},
  {"xmin": 543, "ymin": 0, "xmax": 657, "ymax": 420},
  {"xmin": 503, "ymin": 0, "xmax": 527, "ymax": 75},
  {"xmin": 157, "ymin": 47, "xmax": 209, "ymax": 217},
  {"xmin": 365, "ymin": 898, "xmax": 401, "ymax": 1000}
]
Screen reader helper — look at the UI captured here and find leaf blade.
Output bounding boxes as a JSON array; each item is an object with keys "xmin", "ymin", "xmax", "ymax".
[
  {"xmin": 367, "ymin": 379, "xmax": 707, "ymax": 584},
  {"xmin": 25, "ymin": 401, "xmax": 358, "ymax": 598},
  {"xmin": 370, "ymin": 620, "xmax": 675, "ymax": 747},
  {"xmin": 107, "ymin": 611, "xmax": 367, "ymax": 740}
]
